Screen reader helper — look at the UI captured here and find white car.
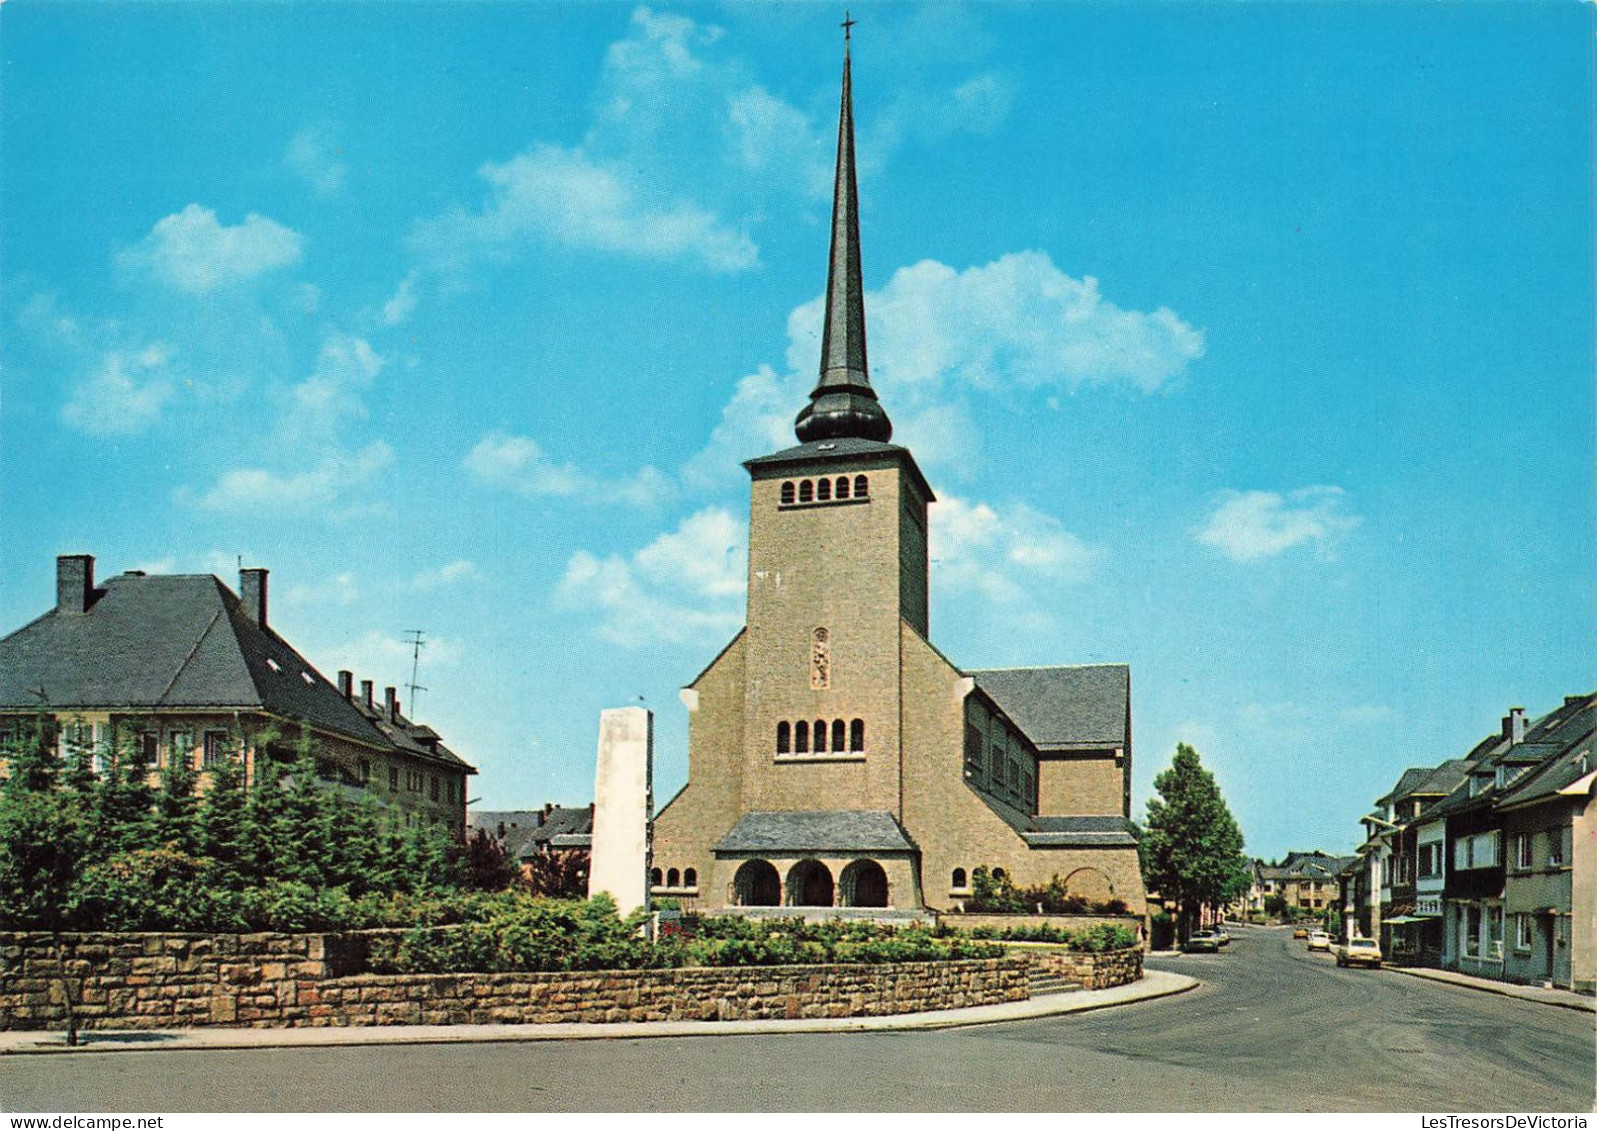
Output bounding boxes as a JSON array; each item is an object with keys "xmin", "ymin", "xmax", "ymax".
[
  {"xmin": 1336, "ymin": 937, "xmax": 1384, "ymax": 968},
  {"xmin": 1307, "ymin": 930, "xmax": 1331, "ymax": 951}
]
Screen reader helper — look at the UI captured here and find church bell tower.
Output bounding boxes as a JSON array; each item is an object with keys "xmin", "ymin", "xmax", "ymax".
[{"xmin": 738, "ymin": 30, "xmax": 934, "ymax": 818}]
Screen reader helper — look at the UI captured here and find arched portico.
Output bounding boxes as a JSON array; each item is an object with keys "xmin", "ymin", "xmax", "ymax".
[
  {"xmin": 733, "ymin": 859, "xmax": 782, "ymax": 907},
  {"xmin": 786, "ymin": 859, "xmax": 834, "ymax": 907},
  {"xmin": 840, "ymin": 859, "xmax": 889, "ymax": 908}
]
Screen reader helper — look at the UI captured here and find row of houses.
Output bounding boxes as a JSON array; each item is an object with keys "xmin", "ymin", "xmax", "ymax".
[
  {"xmin": 1340, "ymin": 692, "xmax": 1595, "ymax": 994},
  {"xmin": 1238, "ymin": 851, "xmax": 1357, "ymax": 917}
]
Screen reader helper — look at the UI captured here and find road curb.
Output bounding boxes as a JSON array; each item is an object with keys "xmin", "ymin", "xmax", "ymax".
[
  {"xmin": 0, "ymin": 970, "xmax": 1199, "ymax": 1056},
  {"xmin": 1382, "ymin": 964, "xmax": 1596, "ymax": 1013}
]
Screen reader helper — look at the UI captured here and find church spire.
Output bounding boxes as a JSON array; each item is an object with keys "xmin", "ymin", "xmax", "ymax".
[{"xmin": 795, "ymin": 18, "xmax": 893, "ymax": 445}]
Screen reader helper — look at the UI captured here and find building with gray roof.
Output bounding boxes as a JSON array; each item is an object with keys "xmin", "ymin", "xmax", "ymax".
[{"xmin": 1, "ymin": 554, "xmax": 474, "ymax": 832}]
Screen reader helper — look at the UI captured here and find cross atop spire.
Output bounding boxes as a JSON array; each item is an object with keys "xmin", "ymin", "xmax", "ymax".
[{"xmin": 795, "ymin": 20, "xmax": 892, "ymax": 445}]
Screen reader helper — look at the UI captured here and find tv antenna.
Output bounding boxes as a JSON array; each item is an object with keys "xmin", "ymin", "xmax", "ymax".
[{"xmin": 404, "ymin": 629, "xmax": 427, "ymax": 719}]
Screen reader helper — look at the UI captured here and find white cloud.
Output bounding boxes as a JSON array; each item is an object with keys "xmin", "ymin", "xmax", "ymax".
[
  {"xmin": 121, "ymin": 204, "xmax": 303, "ymax": 294},
  {"xmin": 284, "ymin": 124, "xmax": 347, "ymax": 196},
  {"xmin": 687, "ymin": 252, "xmax": 1204, "ymax": 482},
  {"xmin": 380, "ymin": 273, "xmax": 418, "ymax": 326},
  {"xmin": 130, "ymin": 555, "xmax": 179, "ymax": 575},
  {"xmin": 930, "ymin": 495, "xmax": 1096, "ymax": 606},
  {"xmin": 60, "ymin": 343, "xmax": 176, "ymax": 434},
  {"xmin": 1194, "ymin": 486, "xmax": 1361, "ymax": 562},
  {"xmin": 285, "ymin": 333, "xmax": 384, "ymax": 441},
  {"xmin": 193, "ymin": 440, "xmax": 394, "ymax": 514},
  {"xmin": 727, "ymin": 86, "xmax": 828, "ymax": 197},
  {"xmin": 413, "ymin": 144, "xmax": 756, "ymax": 273},
  {"xmin": 464, "ymin": 430, "xmax": 671, "ymax": 507},
  {"xmin": 405, "ymin": 560, "xmax": 478, "ymax": 592},
  {"xmin": 847, "ymin": 252, "xmax": 1205, "ymax": 394},
  {"xmin": 284, "ymin": 572, "xmax": 361, "ymax": 608},
  {"xmin": 323, "ymin": 629, "xmax": 463, "ymax": 692},
  {"xmin": 464, "ymin": 432, "xmax": 590, "ymax": 497},
  {"xmin": 558, "ymin": 507, "xmax": 746, "ymax": 646}
]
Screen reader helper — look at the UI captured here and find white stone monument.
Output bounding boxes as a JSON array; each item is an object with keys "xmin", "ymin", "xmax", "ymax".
[{"xmin": 587, "ymin": 706, "xmax": 653, "ymax": 915}]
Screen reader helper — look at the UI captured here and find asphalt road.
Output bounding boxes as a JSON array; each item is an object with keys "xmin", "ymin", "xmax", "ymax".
[{"xmin": 3, "ymin": 926, "xmax": 1592, "ymax": 1112}]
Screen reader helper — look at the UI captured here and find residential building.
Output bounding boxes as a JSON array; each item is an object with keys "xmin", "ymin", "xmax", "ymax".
[
  {"xmin": 649, "ymin": 42, "xmax": 1146, "ymax": 915},
  {"xmin": 470, "ymin": 804, "xmax": 595, "ymax": 876},
  {"xmin": 0, "ymin": 554, "xmax": 474, "ymax": 831},
  {"xmin": 1255, "ymin": 851, "xmax": 1355, "ymax": 915}
]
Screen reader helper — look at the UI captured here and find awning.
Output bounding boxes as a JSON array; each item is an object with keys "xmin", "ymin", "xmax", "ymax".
[{"xmin": 1384, "ymin": 915, "xmax": 1424, "ymax": 925}]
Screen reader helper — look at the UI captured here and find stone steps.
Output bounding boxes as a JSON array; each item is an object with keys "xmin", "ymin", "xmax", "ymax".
[{"xmin": 1027, "ymin": 972, "xmax": 1081, "ymax": 997}]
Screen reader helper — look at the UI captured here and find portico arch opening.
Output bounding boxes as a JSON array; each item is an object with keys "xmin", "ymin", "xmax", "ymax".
[
  {"xmin": 786, "ymin": 859, "xmax": 834, "ymax": 907},
  {"xmin": 733, "ymin": 859, "xmax": 781, "ymax": 907},
  {"xmin": 840, "ymin": 859, "xmax": 889, "ymax": 908}
]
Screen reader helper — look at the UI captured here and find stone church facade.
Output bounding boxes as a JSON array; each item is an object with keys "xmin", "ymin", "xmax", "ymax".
[{"xmin": 651, "ymin": 40, "xmax": 1146, "ymax": 917}]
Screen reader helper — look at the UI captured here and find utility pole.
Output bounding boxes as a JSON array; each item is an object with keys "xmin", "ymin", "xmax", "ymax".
[{"xmin": 404, "ymin": 629, "xmax": 427, "ymax": 720}]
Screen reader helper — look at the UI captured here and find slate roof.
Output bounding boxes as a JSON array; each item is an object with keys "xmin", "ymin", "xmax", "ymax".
[
  {"xmin": 1021, "ymin": 815, "xmax": 1139, "ymax": 848},
  {"xmin": 468, "ymin": 806, "xmax": 592, "ymax": 858},
  {"xmin": 715, "ymin": 810, "xmax": 917, "ymax": 855},
  {"xmin": 1498, "ymin": 716, "xmax": 1597, "ymax": 809},
  {"xmin": 967, "ymin": 664, "xmax": 1129, "ymax": 751},
  {"xmin": 1377, "ymin": 767, "xmax": 1436, "ymax": 806},
  {"xmin": 0, "ymin": 569, "xmax": 472, "ymax": 772}
]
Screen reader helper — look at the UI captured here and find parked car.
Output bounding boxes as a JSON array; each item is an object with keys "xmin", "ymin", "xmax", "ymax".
[
  {"xmin": 1336, "ymin": 937, "xmax": 1383, "ymax": 968},
  {"xmin": 1307, "ymin": 930, "xmax": 1331, "ymax": 951},
  {"xmin": 1183, "ymin": 929, "xmax": 1222, "ymax": 953},
  {"xmin": 1292, "ymin": 926, "xmax": 1310, "ymax": 939},
  {"xmin": 1211, "ymin": 925, "xmax": 1232, "ymax": 946}
]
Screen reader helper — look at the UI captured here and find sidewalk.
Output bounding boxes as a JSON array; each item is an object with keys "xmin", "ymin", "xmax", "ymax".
[
  {"xmin": 0, "ymin": 970, "xmax": 1197, "ymax": 1056},
  {"xmin": 1385, "ymin": 964, "xmax": 1595, "ymax": 1013}
]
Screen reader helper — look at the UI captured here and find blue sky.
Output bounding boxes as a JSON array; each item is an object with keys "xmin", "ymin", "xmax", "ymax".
[{"xmin": 3, "ymin": 2, "xmax": 1591, "ymax": 861}]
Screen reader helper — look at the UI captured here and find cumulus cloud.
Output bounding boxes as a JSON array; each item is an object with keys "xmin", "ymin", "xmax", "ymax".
[
  {"xmin": 1194, "ymin": 486, "xmax": 1361, "ymax": 562},
  {"xmin": 464, "ymin": 432, "xmax": 590, "ymax": 497},
  {"xmin": 558, "ymin": 507, "xmax": 746, "ymax": 646},
  {"xmin": 284, "ymin": 333, "xmax": 384, "ymax": 441},
  {"xmin": 930, "ymin": 495, "xmax": 1096, "ymax": 605},
  {"xmin": 60, "ymin": 343, "xmax": 176, "ymax": 434},
  {"xmin": 413, "ymin": 143, "xmax": 757, "ymax": 273},
  {"xmin": 728, "ymin": 85, "xmax": 829, "ymax": 197},
  {"xmin": 687, "ymin": 252, "xmax": 1204, "ymax": 482},
  {"xmin": 464, "ymin": 430, "xmax": 670, "ymax": 507},
  {"xmin": 120, "ymin": 205, "xmax": 303, "ymax": 294},
  {"xmin": 193, "ymin": 440, "xmax": 394, "ymax": 514},
  {"xmin": 380, "ymin": 273, "xmax": 418, "ymax": 326},
  {"xmin": 284, "ymin": 124, "xmax": 348, "ymax": 196},
  {"xmin": 404, "ymin": 560, "xmax": 478, "ymax": 592}
]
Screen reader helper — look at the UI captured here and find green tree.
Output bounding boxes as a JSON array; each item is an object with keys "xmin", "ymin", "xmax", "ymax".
[
  {"xmin": 0, "ymin": 716, "xmax": 84, "ymax": 929},
  {"xmin": 1141, "ymin": 743, "xmax": 1250, "ymax": 943}
]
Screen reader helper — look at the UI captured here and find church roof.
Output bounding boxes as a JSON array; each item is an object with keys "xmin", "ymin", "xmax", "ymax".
[
  {"xmin": 714, "ymin": 810, "xmax": 917, "ymax": 855},
  {"xmin": 1022, "ymin": 815, "xmax": 1140, "ymax": 848},
  {"xmin": 793, "ymin": 36, "xmax": 892, "ymax": 445},
  {"xmin": 968, "ymin": 664, "xmax": 1129, "ymax": 751}
]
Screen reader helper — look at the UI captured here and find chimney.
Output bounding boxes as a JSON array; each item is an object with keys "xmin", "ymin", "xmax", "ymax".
[
  {"xmin": 1503, "ymin": 707, "xmax": 1527, "ymax": 745},
  {"xmin": 56, "ymin": 554, "xmax": 94, "ymax": 614},
  {"xmin": 385, "ymin": 686, "xmax": 398, "ymax": 722},
  {"xmin": 361, "ymin": 679, "xmax": 374, "ymax": 710},
  {"xmin": 337, "ymin": 670, "xmax": 353, "ymax": 699},
  {"xmin": 239, "ymin": 568, "xmax": 268, "ymax": 628}
]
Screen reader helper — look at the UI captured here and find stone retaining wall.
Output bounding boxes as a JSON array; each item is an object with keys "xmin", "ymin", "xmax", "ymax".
[
  {"xmin": 0, "ymin": 932, "xmax": 1029, "ymax": 1031},
  {"xmin": 1028, "ymin": 945, "xmax": 1143, "ymax": 991}
]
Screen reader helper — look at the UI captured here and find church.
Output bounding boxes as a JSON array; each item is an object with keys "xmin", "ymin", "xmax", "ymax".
[{"xmin": 651, "ymin": 37, "xmax": 1147, "ymax": 917}]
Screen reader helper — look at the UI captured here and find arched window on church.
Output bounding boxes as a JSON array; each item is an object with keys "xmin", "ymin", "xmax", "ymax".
[
  {"xmin": 776, "ymin": 721, "xmax": 791, "ymax": 754},
  {"xmin": 781, "ymin": 481, "xmax": 795, "ymax": 505},
  {"xmin": 993, "ymin": 868, "xmax": 1007, "ymax": 882},
  {"xmin": 684, "ymin": 867, "xmax": 697, "ymax": 888},
  {"xmin": 651, "ymin": 868, "xmax": 663, "ymax": 886},
  {"xmin": 952, "ymin": 868, "xmax": 967, "ymax": 889},
  {"xmin": 817, "ymin": 478, "xmax": 832, "ymax": 502},
  {"xmin": 799, "ymin": 480, "xmax": 814, "ymax": 503},
  {"xmin": 813, "ymin": 719, "xmax": 828, "ymax": 753},
  {"xmin": 795, "ymin": 720, "xmax": 809, "ymax": 754},
  {"xmin": 854, "ymin": 475, "xmax": 869, "ymax": 498},
  {"xmin": 667, "ymin": 868, "xmax": 680, "ymax": 888},
  {"xmin": 832, "ymin": 719, "xmax": 846, "ymax": 752},
  {"xmin": 836, "ymin": 476, "xmax": 850, "ymax": 499},
  {"xmin": 850, "ymin": 718, "xmax": 865, "ymax": 751}
]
